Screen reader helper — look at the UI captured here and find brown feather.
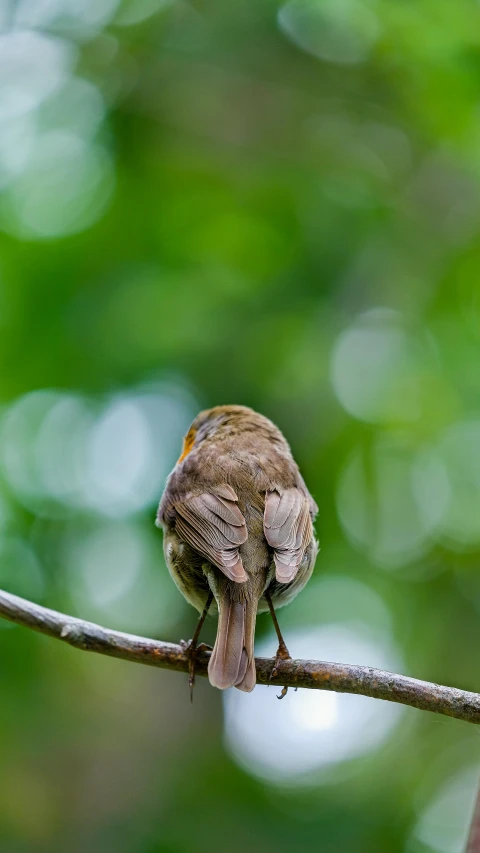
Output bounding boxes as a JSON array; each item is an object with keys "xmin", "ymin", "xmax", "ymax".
[
  {"xmin": 174, "ymin": 493, "xmax": 248, "ymax": 582},
  {"xmin": 208, "ymin": 597, "xmax": 248, "ymax": 689},
  {"xmin": 264, "ymin": 488, "xmax": 313, "ymax": 583}
]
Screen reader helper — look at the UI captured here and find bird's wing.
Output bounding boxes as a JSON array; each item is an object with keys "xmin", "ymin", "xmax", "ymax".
[
  {"xmin": 263, "ymin": 488, "xmax": 313, "ymax": 583},
  {"xmin": 174, "ymin": 484, "xmax": 248, "ymax": 582}
]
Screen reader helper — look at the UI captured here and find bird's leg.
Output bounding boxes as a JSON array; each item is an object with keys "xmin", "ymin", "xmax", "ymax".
[
  {"xmin": 265, "ymin": 588, "xmax": 291, "ymax": 662},
  {"xmin": 265, "ymin": 589, "xmax": 292, "ymax": 700},
  {"xmin": 181, "ymin": 591, "xmax": 213, "ymax": 703}
]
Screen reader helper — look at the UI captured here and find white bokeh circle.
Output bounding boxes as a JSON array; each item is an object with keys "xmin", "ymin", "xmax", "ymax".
[{"xmin": 224, "ymin": 623, "xmax": 403, "ymax": 783}]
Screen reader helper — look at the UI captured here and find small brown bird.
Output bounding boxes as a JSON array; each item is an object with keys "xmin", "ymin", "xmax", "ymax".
[{"xmin": 156, "ymin": 405, "xmax": 318, "ymax": 694}]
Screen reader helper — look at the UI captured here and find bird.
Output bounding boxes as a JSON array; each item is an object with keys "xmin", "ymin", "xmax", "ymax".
[{"xmin": 156, "ymin": 404, "xmax": 318, "ymax": 696}]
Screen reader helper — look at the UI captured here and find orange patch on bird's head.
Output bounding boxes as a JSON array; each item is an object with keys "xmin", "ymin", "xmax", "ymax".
[{"xmin": 177, "ymin": 428, "xmax": 196, "ymax": 463}]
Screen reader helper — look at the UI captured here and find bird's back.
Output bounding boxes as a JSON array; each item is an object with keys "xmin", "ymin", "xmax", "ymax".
[{"xmin": 157, "ymin": 405, "xmax": 318, "ymax": 692}]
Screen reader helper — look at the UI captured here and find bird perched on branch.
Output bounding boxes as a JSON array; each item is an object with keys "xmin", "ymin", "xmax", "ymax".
[{"xmin": 156, "ymin": 405, "xmax": 318, "ymax": 696}]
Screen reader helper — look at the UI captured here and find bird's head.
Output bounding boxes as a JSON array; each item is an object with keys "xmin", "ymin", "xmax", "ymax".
[{"xmin": 176, "ymin": 405, "xmax": 277, "ymax": 463}]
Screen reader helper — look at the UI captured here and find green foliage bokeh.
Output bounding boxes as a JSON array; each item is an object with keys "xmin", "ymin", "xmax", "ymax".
[{"xmin": 1, "ymin": 0, "xmax": 480, "ymax": 850}]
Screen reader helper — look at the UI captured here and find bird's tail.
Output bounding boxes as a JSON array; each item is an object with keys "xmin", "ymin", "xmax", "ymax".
[{"xmin": 208, "ymin": 589, "xmax": 257, "ymax": 692}]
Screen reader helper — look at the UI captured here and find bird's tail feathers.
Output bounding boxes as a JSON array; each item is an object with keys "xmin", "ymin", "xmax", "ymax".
[{"xmin": 208, "ymin": 591, "xmax": 257, "ymax": 692}]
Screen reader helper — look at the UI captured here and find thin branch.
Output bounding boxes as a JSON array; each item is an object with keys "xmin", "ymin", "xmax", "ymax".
[
  {"xmin": 467, "ymin": 783, "xmax": 480, "ymax": 853},
  {"xmin": 0, "ymin": 588, "xmax": 479, "ymax": 724}
]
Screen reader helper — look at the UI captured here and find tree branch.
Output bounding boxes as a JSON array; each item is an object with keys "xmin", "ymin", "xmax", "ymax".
[{"xmin": 0, "ymin": 588, "xmax": 479, "ymax": 723}]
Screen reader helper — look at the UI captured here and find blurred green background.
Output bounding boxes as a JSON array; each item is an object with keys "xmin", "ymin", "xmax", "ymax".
[{"xmin": 1, "ymin": 0, "xmax": 480, "ymax": 850}]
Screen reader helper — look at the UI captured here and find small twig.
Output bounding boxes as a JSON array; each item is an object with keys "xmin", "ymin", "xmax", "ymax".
[
  {"xmin": 0, "ymin": 588, "xmax": 479, "ymax": 724},
  {"xmin": 466, "ymin": 782, "xmax": 480, "ymax": 852}
]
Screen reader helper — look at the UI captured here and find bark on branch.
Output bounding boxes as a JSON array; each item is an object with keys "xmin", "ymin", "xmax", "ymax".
[{"xmin": 0, "ymin": 588, "xmax": 479, "ymax": 724}]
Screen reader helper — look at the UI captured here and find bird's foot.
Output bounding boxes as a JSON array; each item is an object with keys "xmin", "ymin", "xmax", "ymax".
[
  {"xmin": 180, "ymin": 639, "xmax": 213, "ymax": 702},
  {"xmin": 180, "ymin": 639, "xmax": 213, "ymax": 653},
  {"xmin": 270, "ymin": 641, "xmax": 293, "ymax": 700}
]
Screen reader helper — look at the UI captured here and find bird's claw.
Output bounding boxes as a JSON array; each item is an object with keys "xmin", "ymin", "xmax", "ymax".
[
  {"xmin": 180, "ymin": 639, "xmax": 212, "ymax": 654},
  {"xmin": 269, "ymin": 642, "xmax": 292, "ymax": 699},
  {"xmin": 181, "ymin": 639, "xmax": 213, "ymax": 703}
]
